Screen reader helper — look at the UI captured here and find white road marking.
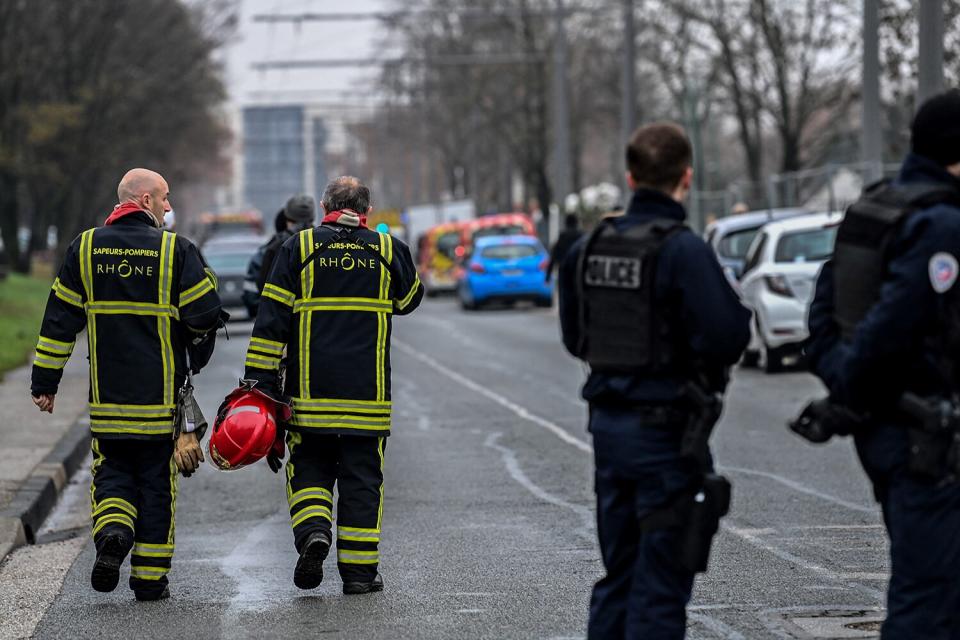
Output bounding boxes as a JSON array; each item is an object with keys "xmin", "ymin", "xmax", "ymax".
[
  {"xmin": 721, "ymin": 466, "xmax": 876, "ymax": 515},
  {"xmin": 395, "ymin": 340, "xmax": 592, "ymax": 453}
]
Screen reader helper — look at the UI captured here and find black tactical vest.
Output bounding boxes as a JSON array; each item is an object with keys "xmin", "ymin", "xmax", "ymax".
[
  {"xmin": 833, "ymin": 181, "xmax": 960, "ymax": 341},
  {"xmin": 575, "ymin": 217, "xmax": 684, "ymax": 374}
]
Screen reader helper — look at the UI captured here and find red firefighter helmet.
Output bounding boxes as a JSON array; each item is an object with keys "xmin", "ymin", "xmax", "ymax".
[{"xmin": 208, "ymin": 382, "xmax": 291, "ymax": 471}]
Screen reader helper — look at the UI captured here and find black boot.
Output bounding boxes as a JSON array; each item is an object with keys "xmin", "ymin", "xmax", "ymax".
[
  {"xmin": 91, "ymin": 531, "xmax": 132, "ymax": 593},
  {"xmin": 135, "ymin": 586, "xmax": 170, "ymax": 602},
  {"xmin": 343, "ymin": 573, "xmax": 384, "ymax": 595},
  {"xmin": 294, "ymin": 532, "xmax": 331, "ymax": 590}
]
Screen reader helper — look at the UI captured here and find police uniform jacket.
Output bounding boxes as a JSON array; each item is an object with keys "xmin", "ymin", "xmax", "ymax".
[
  {"xmin": 558, "ymin": 189, "xmax": 751, "ymax": 406},
  {"xmin": 244, "ymin": 223, "xmax": 424, "ymax": 437},
  {"xmin": 31, "ymin": 211, "xmax": 223, "ymax": 439},
  {"xmin": 807, "ymin": 153, "xmax": 960, "ymax": 411}
]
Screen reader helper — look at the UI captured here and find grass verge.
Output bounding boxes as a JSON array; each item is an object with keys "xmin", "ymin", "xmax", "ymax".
[{"xmin": 0, "ymin": 274, "xmax": 52, "ymax": 377}]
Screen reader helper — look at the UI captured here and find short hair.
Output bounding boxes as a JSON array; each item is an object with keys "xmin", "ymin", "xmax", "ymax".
[
  {"xmin": 321, "ymin": 176, "xmax": 371, "ymax": 214},
  {"xmin": 625, "ymin": 122, "xmax": 692, "ymax": 192}
]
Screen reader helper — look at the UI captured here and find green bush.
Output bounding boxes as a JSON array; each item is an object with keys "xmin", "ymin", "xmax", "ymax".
[{"xmin": 0, "ymin": 274, "xmax": 53, "ymax": 376}]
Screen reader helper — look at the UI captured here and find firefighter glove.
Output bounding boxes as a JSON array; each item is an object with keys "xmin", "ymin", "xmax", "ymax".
[
  {"xmin": 266, "ymin": 430, "xmax": 285, "ymax": 473},
  {"xmin": 175, "ymin": 432, "xmax": 205, "ymax": 477}
]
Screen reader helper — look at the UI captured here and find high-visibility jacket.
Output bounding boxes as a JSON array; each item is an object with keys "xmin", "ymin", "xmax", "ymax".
[
  {"xmin": 31, "ymin": 212, "xmax": 222, "ymax": 440},
  {"xmin": 244, "ymin": 223, "xmax": 424, "ymax": 436}
]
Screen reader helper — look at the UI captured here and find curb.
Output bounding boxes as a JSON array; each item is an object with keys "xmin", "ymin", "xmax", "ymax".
[{"xmin": 0, "ymin": 418, "xmax": 89, "ymax": 559}]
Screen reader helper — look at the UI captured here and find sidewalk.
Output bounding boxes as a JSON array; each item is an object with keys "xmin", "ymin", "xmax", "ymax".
[{"xmin": 0, "ymin": 338, "xmax": 90, "ymax": 560}]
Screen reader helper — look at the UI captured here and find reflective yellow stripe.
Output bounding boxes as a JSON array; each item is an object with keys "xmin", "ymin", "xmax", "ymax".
[
  {"xmin": 205, "ymin": 267, "xmax": 218, "ymax": 290},
  {"xmin": 244, "ymin": 353, "xmax": 281, "ymax": 369},
  {"xmin": 91, "ymin": 424, "xmax": 175, "ymax": 436},
  {"xmin": 299, "ymin": 229, "xmax": 315, "ymax": 399},
  {"xmin": 52, "ymin": 278, "xmax": 83, "ymax": 307},
  {"xmin": 291, "ymin": 397, "xmax": 392, "ymax": 410},
  {"xmin": 167, "ymin": 455, "xmax": 177, "ymax": 544},
  {"xmin": 377, "ymin": 437, "xmax": 385, "ymax": 529},
  {"xmin": 89, "ymin": 314, "xmax": 99, "ymax": 403},
  {"xmin": 157, "ymin": 233, "xmax": 176, "ymax": 408},
  {"xmin": 337, "ymin": 526, "xmax": 380, "ymax": 542},
  {"xmin": 293, "ymin": 297, "xmax": 393, "ymax": 313},
  {"xmin": 37, "ymin": 336, "xmax": 75, "ymax": 355},
  {"xmin": 80, "ymin": 229, "xmax": 99, "ymax": 404},
  {"xmin": 288, "ymin": 487, "xmax": 333, "ymax": 509},
  {"xmin": 285, "ymin": 431, "xmax": 301, "ymax": 501},
  {"xmin": 79, "ymin": 229, "xmax": 95, "ymax": 302},
  {"xmin": 33, "ymin": 354, "xmax": 69, "ymax": 369},
  {"xmin": 337, "ymin": 549, "xmax": 379, "ymax": 564},
  {"xmin": 159, "ymin": 232, "xmax": 175, "ymax": 306},
  {"xmin": 291, "ymin": 504, "xmax": 332, "ymax": 527},
  {"xmin": 262, "ymin": 283, "xmax": 295, "ymax": 307},
  {"xmin": 93, "ymin": 513, "xmax": 135, "ymax": 535},
  {"xmin": 90, "ymin": 403, "xmax": 175, "ymax": 418},
  {"xmin": 250, "ymin": 337, "xmax": 285, "ymax": 355},
  {"xmin": 133, "ymin": 542, "xmax": 174, "ymax": 558},
  {"xmin": 85, "ymin": 301, "xmax": 179, "ymax": 318},
  {"xmin": 93, "ymin": 497, "xmax": 138, "ymax": 519},
  {"xmin": 179, "ymin": 277, "xmax": 215, "ymax": 307},
  {"xmin": 397, "ymin": 275, "xmax": 422, "ymax": 310},
  {"xmin": 290, "ymin": 416, "xmax": 391, "ymax": 431},
  {"xmin": 131, "ymin": 566, "xmax": 169, "ymax": 580}
]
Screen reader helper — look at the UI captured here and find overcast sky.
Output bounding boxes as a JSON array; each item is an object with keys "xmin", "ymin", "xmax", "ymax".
[{"xmin": 225, "ymin": 0, "xmax": 393, "ymax": 108}]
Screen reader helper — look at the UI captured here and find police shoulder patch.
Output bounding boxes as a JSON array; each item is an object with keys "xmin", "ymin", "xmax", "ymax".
[{"xmin": 929, "ymin": 252, "xmax": 959, "ymax": 294}]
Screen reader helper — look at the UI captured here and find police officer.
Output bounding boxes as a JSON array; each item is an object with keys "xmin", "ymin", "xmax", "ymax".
[
  {"xmin": 242, "ymin": 196, "xmax": 317, "ymax": 318},
  {"xmin": 243, "ymin": 176, "xmax": 423, "ymax": 593},
  {"xmin": 31, "ymin": 168, "xmax": 222, "ymax": 601},
  {"xmin": 558, "ymin": 123, "xmax": 750, "ymax": 639},
  {"xmin": 805, "ymin": 90, "xmax": 960, "ymax": 638}
]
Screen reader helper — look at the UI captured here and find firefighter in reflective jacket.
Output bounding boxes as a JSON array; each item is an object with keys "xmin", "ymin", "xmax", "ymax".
[
  {"xmin": 559, "ymin": 124, "xmax": 750, "ymax": 639},
  {"xmin": 243, "ymin": 176, "xmax": 423, "ymax": 594},
  {"xmin": 31, "ymin": 169, "xmax": 222, "ymax": 601}
]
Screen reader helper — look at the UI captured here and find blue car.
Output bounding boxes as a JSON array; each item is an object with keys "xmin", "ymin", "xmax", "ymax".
[{"xmin": 457, "ymin": 235, "xmax": 553, "ymax": 310}]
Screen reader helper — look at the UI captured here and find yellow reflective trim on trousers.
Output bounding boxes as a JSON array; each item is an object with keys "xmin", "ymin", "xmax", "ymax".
[
  {"xmin": 93, "ymin": 513, "xmax": 135, "ymax": 535},
  {"xmin": 131, "ymin": 566, "xmax": 169, "ymax": 580},
  {"xmin": 337, "ymin": 549, "xmax": 379, "ymax": 564},
  {"xmin": 89, "ymin": 438, "xmax": 104, "ymax": 515},
  {"xmin": 288, "ymin": 487, "xmax": 333, "ymax": 509},
  {"xmin": 133, "ymin": 542, "xmax": 174, "ymax": 558},
  {"xmin": 285, "ymin": 431, "xmax": 302, "ymax": 501},
  {"xmin": 52, "ymin": 278, "xmax": 83, "ymax": 307},
  {"xmin": 337, "ymin": 527, "xmax": 380, "ymax": 542},
  {"xmin": 291, "ymin": 505, "xmax": 332, "ymax": 527},
  {"xmin": 179, "ymin": 277, "xmax": 214, "ymax": 307},
  {"xmin": 291, "ymin": 397, "xmax": 391, "ymax": 410},
  {"xmin": 37, "ymin": 335, "xmax": 74, "ymax": 355},
  {"xmin": 262, "ymin": 284, "xmax": 295, "ymax": 307},
  {"xmin": 93, "ymin": 497, "xmax": 138, "ymax": 519},
  {"xmin": 377, "ymin": 437, "xmax": 385, "ymax": 529},
  {"xmin": 249, "ymin": 336, "xmax": 285, "ymax": 355},
  {"xmin": 168, "ymin": 455, "xmax": 177, "ymax": 544},
  {"xmin": 33, "ymin": 354, "xmax": 69, "ymax": 369},
  {"xmin": 397, "ymin": 275, "xmax": 422, "ymax": 310}
]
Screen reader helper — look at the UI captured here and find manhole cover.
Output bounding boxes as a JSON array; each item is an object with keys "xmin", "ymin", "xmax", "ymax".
[{"xmin": 788, "ymin": 609, "xmax": 883, "ymax": 639}]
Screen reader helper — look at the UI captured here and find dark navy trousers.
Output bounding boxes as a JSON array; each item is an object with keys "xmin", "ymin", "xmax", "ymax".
[
  {"xmin": 854, "ymin": 423, "xmax": 960, "ymax": 639},
  {"xmin": 588, "ymin": 405, "xmax": 700, "ymax": 640}
]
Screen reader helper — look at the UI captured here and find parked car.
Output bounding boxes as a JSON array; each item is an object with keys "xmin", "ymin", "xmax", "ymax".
[
  {"xmin": 417, "ymin": 221, "xmax": 465, "ymax": 296},
  {"xmin": 705, "ymin": 208, "xmax": 810, "ymax": 279},
  {"xmin": 203, "ymin": 238, "xmax": 265, "ymax": 316},
  {"xmin": 739, "ymin": 212, "xmax": 843, "ymax": 372},
  {"xmin": 457, "ymin": 235, "xmax": 552, "ymax": 310}
]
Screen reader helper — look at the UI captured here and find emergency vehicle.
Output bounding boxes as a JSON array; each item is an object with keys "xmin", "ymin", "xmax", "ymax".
[{"xmin": 417, "ymin": 221, "xmax": 465, "ymax": 295}]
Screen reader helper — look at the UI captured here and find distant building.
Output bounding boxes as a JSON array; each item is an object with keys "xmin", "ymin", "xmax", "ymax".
[{"xmin": 242, "ymin": 105, "xmax": 327, "ymax": 217}]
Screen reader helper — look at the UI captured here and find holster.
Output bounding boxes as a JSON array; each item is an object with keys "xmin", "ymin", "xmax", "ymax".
[
  {"xmin": 640, "ymin": 474, "xmax": 732, "ymax": 574},
  {"xmin": 899, "ymin": 393, "xmax": 960, "ymax": 480}
]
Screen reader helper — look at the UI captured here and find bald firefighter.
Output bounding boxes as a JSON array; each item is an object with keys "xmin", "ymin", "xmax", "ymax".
[
  {"xmin": 31, "ymin": 169, "xmax": 222, "ymax": 601},
  {"xmin": 244, "ymin": 176, "xmax": 423, "ymax": 593}
]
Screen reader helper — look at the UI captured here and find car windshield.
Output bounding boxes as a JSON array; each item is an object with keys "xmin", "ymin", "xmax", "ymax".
[
  {"xmin": 205, "ymin": 253, "xmax": 250, "ymax": 271},
  {"xmin": 474, "ymin": 224, "xmax": 527, "ymax": 240},
  {"xmin": 480, "ymin": 244, "xmax": 539, "ymax": 259},
  {"xmin": 717, "ymin": 227, "xmax": 760, "ymax": 259},
  {"xmin": 775, "ymin": 226, "xmax": 838, "ymax": 263},
  {"xmin": 436, "ymin": 231, "xmax": 460, "ymax": 259}
]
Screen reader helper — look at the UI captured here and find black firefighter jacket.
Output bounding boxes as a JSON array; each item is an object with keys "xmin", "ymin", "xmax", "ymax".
[
  {"xmin": 31, "ymin": 212, "xmax": 222, "ymax": 440},
  {"xmin": 244, "ymin": 223, "xmax": 424, "ymax": 437}
]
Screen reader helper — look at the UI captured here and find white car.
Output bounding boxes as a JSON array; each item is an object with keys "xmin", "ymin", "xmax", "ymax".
[{"xmin": 739, "ymin": 212, "xmax": 843, "ymax": 372}]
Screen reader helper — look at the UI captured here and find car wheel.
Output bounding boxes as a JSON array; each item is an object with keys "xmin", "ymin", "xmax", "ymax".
[
  {"xmin": 741, "ymin": 349, "xmax": 760, "ymax": 368},
  {"xmin": 763, "ymin": 344, "xmax": 784, "ymax": 373}
]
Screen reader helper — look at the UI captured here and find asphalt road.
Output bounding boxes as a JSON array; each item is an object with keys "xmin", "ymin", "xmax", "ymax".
[{"xmin": 2, "ymin": 298, "xmax": 888, "ymax": 639}]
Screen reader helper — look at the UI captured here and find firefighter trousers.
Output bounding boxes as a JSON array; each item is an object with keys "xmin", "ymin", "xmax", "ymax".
[
  {"xmin": 90, "ymin": 438, "xmax": 177, "ymax": 596},
  {"xmin": 285, "ymin": 432, "xmax": 386, "ymax": 582}
]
